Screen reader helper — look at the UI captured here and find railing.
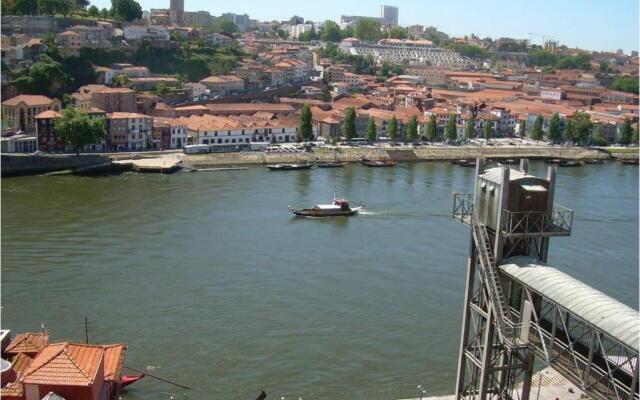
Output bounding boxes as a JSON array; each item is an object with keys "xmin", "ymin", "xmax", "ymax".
[
  {"xmin": 452, "ymin": 192, "xmax": 473, "ymax": 224},
  {"xmin": 472, "ymin": 221, "xmax": 527, "ymax": 349},
  {"xmin": 501, "ymin": 205, "xmax": 574, "ymax": 237}
]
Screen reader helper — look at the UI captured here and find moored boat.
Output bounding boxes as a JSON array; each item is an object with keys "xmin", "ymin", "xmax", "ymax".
[
  {"xmin": 316, "ymin": 161, "xmax": 346, "ymax": 168},
  {"xmin": 266, "ymin": 163, "xmax": 313, "ymax": 171},
  {"xmin": 558, "ymin": 160, "xmax": 582, "ymax": 167},
  {"xmin": 121, "ymin": 373, "xmax": 145, "ymax": 388},
  {"xmin": 620, "ymin": 159, "xmax": 639, "ymax": 165},
  {"xmin": 452, "ymin": 159, "xmax": 476, "ymax": 168},
  {"xmin": 289, "ymin": 196, "xmax": 364, "ymax": 217},
  {"xmin": 361, "ymin": 158, "xmax": 397, "ymax": 167},
  {"xmin": 584, "ymin": 159, "xmax": 604, "ymax": 164}
]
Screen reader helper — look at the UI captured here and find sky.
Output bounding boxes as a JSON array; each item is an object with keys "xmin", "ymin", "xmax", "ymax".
[{"xmin": 92, "ymin": 0, "xmax": 640, "ymax": 53}]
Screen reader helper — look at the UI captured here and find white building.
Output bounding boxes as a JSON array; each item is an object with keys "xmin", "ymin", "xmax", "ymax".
[
  {"xmin": 288, "ymin": 23, "xmax": 314, "ymax": 39},
  {"xmin": 123, "ymin": 24, "xmax": 170, "ymax": 41}
]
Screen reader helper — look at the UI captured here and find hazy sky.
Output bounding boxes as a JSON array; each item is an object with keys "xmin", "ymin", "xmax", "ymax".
[{"xmin": 92, "ymin": 0, "xmax": 640, "ymax": 53}]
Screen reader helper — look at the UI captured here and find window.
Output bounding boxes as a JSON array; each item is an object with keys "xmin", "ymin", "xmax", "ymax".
[
  {"xmin": 231, "ymin": 139, "xmax": 236, "ymax": 143},
  {"xmin": 282, "ymin": 128, "xmax": 285, "ymax": 133}
]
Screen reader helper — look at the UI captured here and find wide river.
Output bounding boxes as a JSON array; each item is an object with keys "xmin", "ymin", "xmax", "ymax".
[{"xmin": 2, "ymin": 161, "xmax": 638, "ymax": 400}]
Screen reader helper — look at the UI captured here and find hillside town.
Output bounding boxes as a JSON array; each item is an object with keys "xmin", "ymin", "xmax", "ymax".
[{"xmin": 1, "ymin": 2, "xmax": 639, "ymax": 154}]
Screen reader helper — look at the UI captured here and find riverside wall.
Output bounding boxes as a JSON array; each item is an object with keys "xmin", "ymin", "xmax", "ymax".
[
  {"xmin": 1, "ymin": 154, "xmax": 111, "ymax": 177},
  {"xmin": 180, "ymin": 146, "xmax": 615, "ymax": 167}
]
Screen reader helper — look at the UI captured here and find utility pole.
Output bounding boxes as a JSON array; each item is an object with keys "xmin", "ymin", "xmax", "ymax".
[{"xmin": 84, "ymin": 317, "xmax": 89, "ymax": 344}]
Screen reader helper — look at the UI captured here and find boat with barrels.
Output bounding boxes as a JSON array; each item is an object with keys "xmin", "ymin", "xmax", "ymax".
[
  {"xmin": 361, "ymin": 158, "xmax": 397, "ymax": 167},
  {"xmin": 288, "ymin": 195, "xmax": 364, "ymax": 217}
]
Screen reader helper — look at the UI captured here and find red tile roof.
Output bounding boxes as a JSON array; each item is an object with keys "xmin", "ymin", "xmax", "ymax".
[
  {"xmin": 2, "ymin": 95, "xmax": 55, "ymax": 107},
  {"xmin": 10, "ymin": 352, "xmax": 34, "ymax": 375},
  {"xmin": 35, "ymin": 110, "xmax": 61, "ymax": 119},
  {"xmin": 5, "ymin": 333, "xmax": 49, "ymax": 355},
  {"xmin": 23, "ymin": 342, "xmax": 104, "ymax": 386}
]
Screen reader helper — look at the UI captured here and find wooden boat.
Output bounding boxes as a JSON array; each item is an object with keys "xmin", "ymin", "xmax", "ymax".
[
  {"xmin": 361, "ymin": 158, "xmax": 397, "ymax": 167},
  {"xmin": 584, "ymin": 159, "xmax": 604, "ymax": 164},
  {"xmin": 497, "ymin": 158, "xmax": 518, "ymax": 165},
  {"xmin": 316, "ymin": 161, "xmax": 346, "ymax": 168},
  {"xmin": 289, "ymin": 196, "xmax": 364, "ymax": 217},
  {"xmin": 452, "ymin": 159, "xmax": 476, "ymax": 168},
  {"xmin": 620, "ymin": 159, "xmax": 639, "ymax": 165},
  {"xmin": 266, "ymin": 163, "xmax": 313, "ymax": 171},
  {"xmin": 121, "ymin": 373, "xmax": 145, "ymax": 388},
  {"xmin": 558, "ymin": 160, "xmax": 582, "ymax": 167},
  {"xmin": 545, "ymin": 158, "xmax": 563, "ymax": 164}
]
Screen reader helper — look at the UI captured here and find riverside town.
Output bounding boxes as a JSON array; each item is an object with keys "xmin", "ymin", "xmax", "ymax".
[{"xmin": 0, "ymin": 1, "xmax": 638, "ymax": 400}]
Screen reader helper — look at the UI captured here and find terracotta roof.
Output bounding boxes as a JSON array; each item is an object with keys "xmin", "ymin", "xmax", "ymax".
[
  {"xmin": 103, "ymin": 344, "xmax": 127, "ymax": 381},
  {"xmin": 5, "ymin": 333, "xmax": 49, "ymax": 354},
  {"xmin": 2, "ymin": 95, "xmax": 55, "ymax": 107},
  {"xmin": 23, "ymin": 342, "xmax": 104, "ymax": 387},
  {"xmin": 107, "ymin": 112, "xmax": 150, "ymax": 119},
  {"xmin": 0, "ymin": 381, "xmax": 23, "ymax": 398},
  {"xmin": 35, "ymin": 110, "xmax": 61, "ymax": 119},
  {"xmin": 11, "ymin": 352, "xmax": 34, "ymax": 375}
]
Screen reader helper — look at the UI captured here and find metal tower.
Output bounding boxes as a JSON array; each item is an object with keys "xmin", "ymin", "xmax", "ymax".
[{"xmin": 451, "ymin": 158, "xmax": 574, "ymax": 400}]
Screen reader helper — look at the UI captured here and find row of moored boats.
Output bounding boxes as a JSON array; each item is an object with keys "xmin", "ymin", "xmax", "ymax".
[{"xmin": 266, "ymin": 159, "xmax": 397, "ymax": 170}]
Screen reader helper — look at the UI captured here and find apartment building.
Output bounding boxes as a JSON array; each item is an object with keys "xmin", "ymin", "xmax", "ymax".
[
  {"xmin": 106, "ymin": 112, "xmax": 153, "ymax": 151},
  {"xmin": 199, "ymin": 75, "xmax": 245, "ymax": 96},
  {"xmin": 342, "ymin": 38, "xmax": 472, "ymax": 70},
  {"xmin": 74, "ymin": 85, "xmax": 137, "ymax": 113},
  {"xmin": 123, "ymin": 24, "xmax": 170, "ymax": 41},
  {"xmin": 35, "ymin": 110, "xmax": 63, "ymax": 152}
]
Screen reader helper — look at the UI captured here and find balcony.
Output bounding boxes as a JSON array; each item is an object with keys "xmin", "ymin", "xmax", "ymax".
[
  {"xmin": 500, "ymin": 205, "xmax": 574, "ymax": 238},
  {"xmin": 453, "ymin": 193, "xmax": 574, "ymax": 237}
]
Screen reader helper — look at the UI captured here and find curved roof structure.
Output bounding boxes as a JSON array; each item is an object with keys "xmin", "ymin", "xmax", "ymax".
[{"xmin": 499, "ymin": 256, "xmax": 639, "ymax": 352}]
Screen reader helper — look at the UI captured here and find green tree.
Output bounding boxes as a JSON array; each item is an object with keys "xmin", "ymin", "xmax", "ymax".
[
  {"xmin": 388, "ymin": 115, "xmax": 398, "ymax": 141},
  {"xmin": 445, "ymin": 114, "xmax": 457, "ymax": 142},
  {"xmin": 573, "ymin": 112, "xmax": 592, "ymax": 145},
  {"xmin": 599, "ymin": 62, "xmax": 610, "ymax": 73},
  {"xmin": 110, "ymin": 0, "xmax": 141, "ymax": 22},
  {"xmin": 342, "ymin": 107, "xmax": 356, "ymax": 140},
  {"xmin": 12, "ymin": 0, "xmax": 38, "ymax": 14},
  {"xmin": 620, "ymin": 118, "xmax": 633, "ymax": 145},
  {"xmin": 155, "ymin": 82, "xmax": 170, "ymax": 94},
  {"xmin": 591, "ymin": 126, "xmax": 608, "ymax": 146},
  {"xmin": 563, "ymin": 119, "xmax": 574, "ymax": 142},
  {"xmin": 320, "ymin": 20, "xmax": 341, "ymax": 42},
  {"xmin": 610, "ymin": 76, "xmax": 639, "ymax": 95},
  {"xmin": 387, "ymin": 27, "xmax": 407, "ymax": 39},
  {"xmin": 88, "ymin": 4, "xmax": 99, "ymax": 16},
  {"xmin": 355, "ymin": 18, "xmax": 382, "ymax": 42},
  {"xmin": 465, "ymin": 114, "xmax": 475, "ymax": 139},
  {"xmin": 55, "ymin": 108, "xmax": 107, "ymax": 154},
  {"xmin": 366, "ymin": 117, "xmax": 377, "ymax": 142},
  {"xmin": 406, "ymin": 115, "xmax": 418, "ymax": 143},
  {"xmin": 11, "ymin": 55, "xmax": 70, "ymax": 97},
  {"xmin": 632, "ymin": 127, "xmax": 639, "ymax": 144},
  {"xmin": 299, "ymin": 104, "xmax": 313, "ymax": 141},
  {"xmin": 548, "ymin": 113, "xmax": 561, "ymax": 142},
  {"xmin": 531, "ymin": 115, "xmax": 544, "ymax": 142},
  {"xmin": 484, "ymin": 120, "xmax": 493, "ymax": 142},
  {"xmin": 341, "ymin": 25, "xmax": 355, "ymax": 39},
  {"xmin": 214, "ymin": 18, "xmax": 238, "ymax": 33},
  {"xmin": 99, "ymin": 7, "xmax": 109, "ymax": 18},
  {"xmin": 426, "ymin": 113, "xmax": 438, "ymax": 142},
  {"xmin": 519, "ymin": 119, "xmax": 526, "ymax": 137},
  {"xmin": 298, "ymin": 27, "xmax": 317, "ymax": 42}
]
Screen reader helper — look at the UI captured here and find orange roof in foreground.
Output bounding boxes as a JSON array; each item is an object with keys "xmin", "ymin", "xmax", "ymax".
[
  {"xmin": 5, "ymin": 333, "xmax": 49, "ymax": 354},
  {"xmin": 11, "ymin": 352, "xmax": 34, "ymax": 375},
  {"xmin": 22, "ymin": 342, "xmax": 127, "ymax": 386}
]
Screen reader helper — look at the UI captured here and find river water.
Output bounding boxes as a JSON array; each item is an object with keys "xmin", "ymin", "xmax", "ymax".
[{"xmin": 2, "ymin": 161, "xmax": 638, "ymax": 400}]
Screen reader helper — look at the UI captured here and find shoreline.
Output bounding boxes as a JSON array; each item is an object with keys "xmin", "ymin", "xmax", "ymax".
[
  {"xmin": 179, "ymin": 146, "xmax": 636, "ymax": 168},
  {"xmin": 1, "ymin": 146, "xmax": 637, "ymax": 177}
]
